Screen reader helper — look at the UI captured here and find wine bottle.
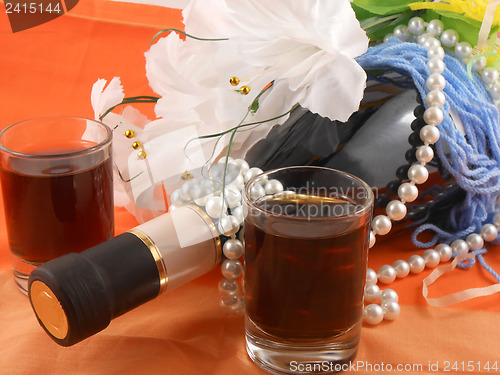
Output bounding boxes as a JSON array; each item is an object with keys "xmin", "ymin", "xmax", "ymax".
[{"xmin": 28, "ymin": 204, "xmax": 222, "ymax": 346}]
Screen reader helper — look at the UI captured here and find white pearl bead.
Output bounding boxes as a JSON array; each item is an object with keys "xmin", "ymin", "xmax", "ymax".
[
  {"xmin": 383, "ymin": 33, "xmax": 393, "ymax": 43},
  {"xmin": 435, "ymin": 244, "xmax": 453, "ymax": 262},
  {"xmin": 369, "ymin": 231, "xmax": 376, "ymax": 249},
  {"xmin": 408, "ymin": 255, "xmax": 426, "ymax": 273},
  {"xmin": 427, "ymin": 56, "xmax": 445, "ymax": 74},
  {"xmin": 427, "ymin": 45, "xmax": 445, "ymax": 60},
  {"xmin": 206, "ymin": 196, "xmax": 228, "ymax": 218},
  {"xmin": 481, "ymin": 67, "xmax": 499, "ymax": 86},
  {"xmin": 380, "ymin": 289, "xmax": 399, "ymax": 303},
  {"xmin": 490, "ymin": 83, "xmax": 500, "ymax": 100},
  {"xmin": 422, "ymin": 37, "xmax": 441, "ymax": 50},
  {"xmin": 364, "ymin": 283, "xmax": 380, "ymax": 303},
  {"xmin": 392, "ymin": 260, "xmax": 410, "ymax": 278},
  {"xmin": 455, "ymin": 41, "xmax": 473, "ymax": 59},
  {"xmin": 440, "ymin": 29, "xmax": 459, "ymax": 47},
  {"xmin": 466, "ymin": 233, "xmax": 484, "ymax": 251},
  {"xmin": 264, "ymin": 179, "xmax": 284, "ymax": 195},
  {"xmin": 225, "ymin": 187, "xmax": 242, "ymax": 209},
  {"xmin": 420, "ymin": 125, "xmax": 440, "ymax": 145},
  {"xmin": 244, "ymin": 167, "xmax": 264, "ymax": 183},
  {"xmin": 220, "ymin": 295, "xmax": 243, "ymax": 313},
  {"xmin": 481, "ymin": 223, "xmax": 498, "ymax": 242},
  {"xmin": 218, "ymin": 278, "xmax": 239, "ymax": 295},
  {"xmin": 171, "ymin": 189, "xmax": 186, "ymax": 206},
  {"xmin": 254, "ymin": 175, "xmax": 269, "ymax": 186},
  {"xmin": 417, "ymin": 32, "xmax": 432, "ymax": 46},
  {"xmin": 233, "ymin": 159, "xmax": 250, "ymax": 175},
  {"xmin": 450, "ymin": 239, "xmax": 469, "ymax": 255},
  {"xmin": 416, "ymin": 145, "xmax": 434, "ymax": 163},
  {"xmin": 408, "ymin": 17, "xmax": 425, "ymax": 35},
  {"xmin": 223, "ymin": 239, "xmax": 244, "ymax": 259},
  {"xmin": 200, "ymin": 178, "xmax": 214, "ymax": 193},
  {"xmin": 228, "ymin": 173, "xmax": 245, "ymax": 190},
  {"xmin": 408, "ymin": 164, "xmax": 429, "ymax": 184},
  {"xmin": 181, "ymin": 180, "xmax": 198, "ymax": 201},
  {"xmin": 190, "ymin": 184, "xmax": 206, "ymax": 203},
  {"xmin": 386, "ymin": 200, "xmax": 407, "ymax": 221},
  {"xmin": 394, "ymin": 24, "xmax": 411, "ymax": 41},
  {"xmin": 426, "ymin": 89, "xmax": 446, "ymax": 106},
  {"xmin": 398, "ymin": 182, "xmax": 419, "ymax": 203},
  {"xmin": 427, "ymin": 73, "xmax": 446, "ymax": 91},
  {"xmin": 381, "ymin": 301, "xmax": 401, "ymax": 320},
  {"xmin": 377, "ymin": 265, "xmax": 397, "ymax": 284},
  {"xmin": 493, "ymin": 212, "xmax": 500, "ymax": 227},
  {"xmin": 363, "ymin": 304, "xmax": 384, "ymax": 325},
  {"xmin": 472, "ymin": 56, "xmax": 487, "ymax": 72},
  {"xmin": 372, "ymin": 215, "xmax": 392, "ymax": 236},
  {"xmin": 218, "ymin": 215, "xmax": 240, "ymax": 236},
  {"xmin": 366, "ymin": 268, "xmax": 378, "ymax": 284},
  {"xmin": 427, "ymin": 19, "xmax": 444, "ymax": 37},
  {"xmin": 232, "ymin": 205, "xmax": 245, "ymax": 225},
  {"xmin": 221, "ymin": 259, "xmax": 243, "ymax": 279},
  {"xmin": 422, "ymin": 249, "xmax": 441, "ymax": 268},
  {"xmin": 249, "ymin": 184, "xmax": 266, "ymax": 200},
  {"xmin": 424, "ymin": 106, "xmax": 444, "ymax": 126}
]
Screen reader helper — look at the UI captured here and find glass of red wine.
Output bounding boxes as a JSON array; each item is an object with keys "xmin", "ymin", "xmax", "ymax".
[
  {"xmin": 243, "ymin": 166, "xmax": 373, "ymax": 374},
  {"xmin": 0, "ymin": 116, "xmax": 114, "ymax": 293}
]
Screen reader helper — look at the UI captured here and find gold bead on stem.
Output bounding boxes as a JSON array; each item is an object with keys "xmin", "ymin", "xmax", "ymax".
[
  {"xmin": 125, "ymin": 130, "xmax": 135, "ymax": 138},
  {"xmin": 229, "ymin": 76, "xmax": 240, "ymax": 86},
  {"xmin": 239, "ymin": 85, "xmax": 250, "ymax": 95},
  {"xmin": 132, "ymin": 141, "xmax": 141, "ymax": 150},
  {"xmin": 137, "ymin": 150, "xmax": 147, "ymax": 160},
  {"xmin": 181, "ymin": 171, "xmax": 194, "ymax": 180}
]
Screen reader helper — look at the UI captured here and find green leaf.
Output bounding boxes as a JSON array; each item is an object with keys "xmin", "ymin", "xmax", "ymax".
[
  {"xmin": 364, "ymin": 11, "xmax": 413, "ymax": 42},
  {"xmin": 249, "ymin": 99, "xmax": 260, "ymax": 114},
  {"xmin": 352, "ymin": 0, "xmax": 414, "ymax": 16}
]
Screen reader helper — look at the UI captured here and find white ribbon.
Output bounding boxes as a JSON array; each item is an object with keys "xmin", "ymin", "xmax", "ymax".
[
  {"xmin": 477, "ymin": 0, "xmax": 500, "ymax": 50},
  {"xmin": 423, "ymin": 254, "xmax": 500, "ymax": 307}
]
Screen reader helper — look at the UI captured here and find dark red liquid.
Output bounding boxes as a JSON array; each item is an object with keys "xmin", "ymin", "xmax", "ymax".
[
  {"xmin": 244, "ymin": 196, "xmax": 369, "ymax": 340},
  {"xmin": 0, "ymin": 146, "xmax": 114, "ymax": 263}
]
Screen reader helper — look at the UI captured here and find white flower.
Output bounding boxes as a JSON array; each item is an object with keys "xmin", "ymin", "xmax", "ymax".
[
  {"xmin": 182, "ymin": 0, "xmax": 369, "ymax": 122},
  {"xmin": 145, "ymin": 0, "xmax": 369, "ymax": 154},
  {"xmin": 91, "ymin": 77, "xmax": 125, "ymax": 120}
]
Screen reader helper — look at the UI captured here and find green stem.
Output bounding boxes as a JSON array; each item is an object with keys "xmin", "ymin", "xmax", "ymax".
[
  {"xmin": 100, "ymin": 96, "xmax": 159, "ymax": 121},
  {"xmin": 151, "ymin": 28, "xmax": 228, "ymax": 45}
]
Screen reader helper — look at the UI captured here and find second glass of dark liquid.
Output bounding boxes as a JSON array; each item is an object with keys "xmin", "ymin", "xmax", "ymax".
[
  {"xmin": 243, "ymin": 166, "xmax": 373, "ymax": 374},
  {"xmin": 0, "ymin": 117, "xmax": 114, "ymax": 292}
]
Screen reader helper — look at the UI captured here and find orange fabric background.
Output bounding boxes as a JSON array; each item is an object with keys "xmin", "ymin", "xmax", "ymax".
[{"xmin": 0, "ymin": 1, "xmax": 500, "ymax": 374}]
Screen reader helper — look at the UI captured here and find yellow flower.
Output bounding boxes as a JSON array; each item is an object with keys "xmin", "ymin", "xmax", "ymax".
[{"xmin": 410, "ymin": 0, "xmax": 500, "ymax": 24}]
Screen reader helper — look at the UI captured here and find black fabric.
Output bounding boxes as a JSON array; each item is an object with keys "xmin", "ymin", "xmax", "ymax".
[{"xmin": 245, "ymin": 105, "xmax": 381, "ymax": 171}]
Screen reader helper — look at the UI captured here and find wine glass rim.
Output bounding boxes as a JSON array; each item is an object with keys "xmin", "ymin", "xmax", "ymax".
[
  {"xmin": 243, "ymin": 165, "xmax": 374, "ymax": 220},
  {"xmin": 0, "ymin": 116, "xmax": 113, "ymax": 159}
]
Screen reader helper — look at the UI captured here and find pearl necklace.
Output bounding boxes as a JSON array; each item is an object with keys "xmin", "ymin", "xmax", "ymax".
[{"xmin": 362, "ymin": 17, "xmax": 500, "ymax": 325}]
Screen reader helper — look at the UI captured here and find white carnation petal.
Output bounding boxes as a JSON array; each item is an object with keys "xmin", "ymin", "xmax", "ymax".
[
  {"xmin": 300, "ymin": 54, "xmax": 367, "ymax": 122},
  {"xmin": 91, "ymin": 79, "xmax": 107, "ymax": 120},
  {"xmin": 90, "ymin": 77, "xmax": 124, "ymax": 120}
]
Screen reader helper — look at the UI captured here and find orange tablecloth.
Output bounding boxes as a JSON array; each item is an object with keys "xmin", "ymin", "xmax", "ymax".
[{"xmin": 1, "ymin": 2, "xmax": 500, "ymax": 374}]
